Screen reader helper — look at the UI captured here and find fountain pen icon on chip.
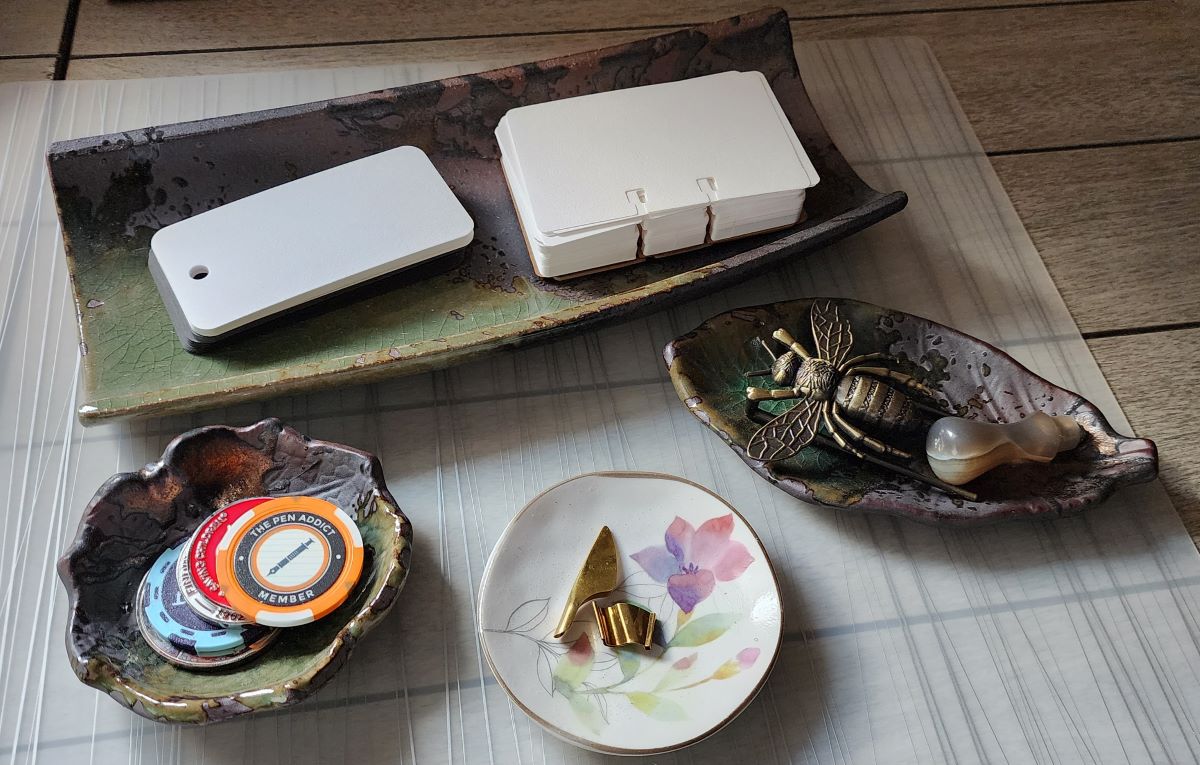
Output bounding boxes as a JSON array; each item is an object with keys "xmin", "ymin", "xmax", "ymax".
[{"xmin": 269, "ymin": 539, "xmax": 315, "ymax": 577}]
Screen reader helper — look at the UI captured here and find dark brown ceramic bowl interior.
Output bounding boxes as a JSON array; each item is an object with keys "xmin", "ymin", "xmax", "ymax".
[{"xmin": 57, "ymin": 418, "xmax": 413, "ymax": 723}]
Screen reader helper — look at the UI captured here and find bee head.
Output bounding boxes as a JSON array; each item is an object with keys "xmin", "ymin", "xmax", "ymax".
[{"xmin": 771, "ymin": 352, "xmax": 800, "ymax": 384}]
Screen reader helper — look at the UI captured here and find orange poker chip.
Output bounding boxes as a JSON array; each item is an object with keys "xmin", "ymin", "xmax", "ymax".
[{"xmin": 214, "ymin": 496, "xmax": 364, "ymax": 628}]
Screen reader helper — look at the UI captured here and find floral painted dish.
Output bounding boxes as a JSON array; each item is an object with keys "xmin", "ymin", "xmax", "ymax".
[
  {"xmin": 56, "ymin": 418, "xmax": 413, "ymax": 724},
  {"xmin": 664, "ymin": 297, "xmax": 1158, "ymax": 525},
  {"xmin": 477, "ymin": 472, "xmax": 782, "ymax": 754}
]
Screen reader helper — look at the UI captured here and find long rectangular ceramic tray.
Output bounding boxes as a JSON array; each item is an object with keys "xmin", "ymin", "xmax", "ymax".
[{"xmin": 47, "ymin": 7, "xmax": 906, "ymax": 423}]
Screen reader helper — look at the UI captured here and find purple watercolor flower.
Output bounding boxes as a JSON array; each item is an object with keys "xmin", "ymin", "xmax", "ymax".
[{"xmin": 631, "ymin": 514, "xmax": 754, "ymax": 613}]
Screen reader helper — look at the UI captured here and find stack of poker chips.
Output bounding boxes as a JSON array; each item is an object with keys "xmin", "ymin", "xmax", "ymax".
[{"xmin": 136, "ymin": 495, "xmax": 365, "ymax": 669}]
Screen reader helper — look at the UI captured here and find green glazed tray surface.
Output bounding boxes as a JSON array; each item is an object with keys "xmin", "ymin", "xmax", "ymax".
[{"xmin": 46, "ymin": 9, "xmax": 904, "ymax": 422}]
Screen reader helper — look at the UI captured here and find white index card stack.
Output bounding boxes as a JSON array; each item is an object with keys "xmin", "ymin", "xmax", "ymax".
[{"xmin": 496, "ymin": 71, "xmax": 820, "ymax": 279}]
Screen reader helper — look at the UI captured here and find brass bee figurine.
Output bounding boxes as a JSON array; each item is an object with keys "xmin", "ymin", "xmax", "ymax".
[{"xmin": 745, "ymin": 300, "xmax": 974, "ymax": 499}]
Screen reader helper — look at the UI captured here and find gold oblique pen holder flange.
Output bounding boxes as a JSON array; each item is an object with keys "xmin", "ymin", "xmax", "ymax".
[
  {"xmin": 553, "ymin": 526, "xmax": 657, "ymax": 650},
  {"xmin": 592, "ymin": 601, "xmax": 656, "ymax": 650}
]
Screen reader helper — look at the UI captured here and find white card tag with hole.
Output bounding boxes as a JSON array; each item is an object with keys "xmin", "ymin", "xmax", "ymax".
[{"xmin": 149, "ymin": 145, "xmax": 473, "ymax": 352}]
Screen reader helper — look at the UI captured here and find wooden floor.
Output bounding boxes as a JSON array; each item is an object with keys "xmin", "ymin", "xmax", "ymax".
[{"xmin": 1, "ymin": 0, "xmax": 1197, "ymax": 534}]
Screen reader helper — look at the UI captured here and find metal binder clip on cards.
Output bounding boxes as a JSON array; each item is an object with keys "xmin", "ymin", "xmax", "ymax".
[{"xmin": 554, "ymin": 526, "xmax": 657, "ymax": 650}]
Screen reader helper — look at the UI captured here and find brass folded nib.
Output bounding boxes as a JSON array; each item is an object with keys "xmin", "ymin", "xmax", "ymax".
[{"xmin": 554, "ymin": 526, "xmax": 656, "ymax": 650}]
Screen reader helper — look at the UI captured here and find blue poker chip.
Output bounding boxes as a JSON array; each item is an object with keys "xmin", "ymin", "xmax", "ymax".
[{"xmin": 143, "ymin": 543, "xmax": 268, "ymax": 656}]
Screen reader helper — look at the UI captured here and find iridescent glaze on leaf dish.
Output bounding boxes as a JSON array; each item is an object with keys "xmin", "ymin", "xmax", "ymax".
[
  {"xmin": 664, "ymin": 298, "xmax": 1157, "ymax": 526},
  {"xmin": 56, "ymin": 419, "xmax": 413, "ymax": 724},
  {"xmin": 46, "ymin": 7, "xmax": 905, "ymax": 422}
]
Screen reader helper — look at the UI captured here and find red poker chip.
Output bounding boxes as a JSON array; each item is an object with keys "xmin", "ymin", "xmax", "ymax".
[{"xmin": 187, "ymin": 497, "xmax": 273, "ymax": 608}]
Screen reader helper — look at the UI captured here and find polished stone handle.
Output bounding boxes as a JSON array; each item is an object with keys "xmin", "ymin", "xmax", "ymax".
[{"xmin": 926, "ymin": 412, "xmax": 1083, "ymax": 486}]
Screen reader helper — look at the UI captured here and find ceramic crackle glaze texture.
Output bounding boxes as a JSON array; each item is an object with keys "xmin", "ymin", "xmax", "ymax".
[
  {"xmin": 56, "ymin": 419, "xmax": 413, "ymax": 724},
  {"xmin": 45, "ymin": 7, "xmax": 906, "ymax": 422},
  {"xmin": 665, "ymin": 298, "xmax": 1158, "ymax": 525}
]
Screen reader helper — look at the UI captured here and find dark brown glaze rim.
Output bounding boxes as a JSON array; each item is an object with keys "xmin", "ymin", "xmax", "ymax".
[
  {"xmin": 56, "ymin": 418, "xmax": 414, "ymax": 723},
  {"xmin": 664, "ymin": 298, "xmax": 1158, "ymax": 526},
  {"xmin": 46, "ymin": 8, "xmax": 907, "ymax": 422}
]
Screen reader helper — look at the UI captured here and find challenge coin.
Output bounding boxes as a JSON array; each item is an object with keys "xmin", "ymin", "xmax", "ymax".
[
  {"xmin": 135, "ymin": 569, "xmax": 277, "ymax": 669},
  {"xmin": 176, "ymin": 532, "xmax": 252, "ymax": 626},
  {"xmin": 215, "ymin": 496, "xmax": 364, "ymax": 628},
  {"xmin": 143, "ymin": 543, "xmax": 270, "ymax": 656},
  {"xmin": 185, "ymin": 497, "xmax": 273, "ymax": 610}
]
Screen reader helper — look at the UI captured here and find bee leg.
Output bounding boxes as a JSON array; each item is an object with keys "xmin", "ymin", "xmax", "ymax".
[
  {"xmin": 911, "ymin": 399, "xmax": 956, "ymax": 417},
  {"xmin": 853, "ymin": 366, "xmax": 945, "ymax": 401},
  {"xmin": 812, "ymin": 432, "xmax": 979, "ymax": 501},
  {"xmin": 745, "ymin": 399, "xmax": 774, "ymax": 425},
  {"xmin": 771, "ymin": 329, "xmax": 812, "ymax": 360},
  {"xmin": 759, "ymin": 338, "xmax": 779, "ymax": 361},
  {"xmin": 746, "ymin": 386, "xmax": 802, "ymax": 401},
  {"xmin": 837, "ymin": 352, "xmax": 889, "ymax": 372},
  {"xmin": 830, "ymin": 403, "xmax": 914, "ymax": 460},
  {"xmin": 842, "ymin": 360, "xmax": 955, "ymax": 414},
  {"xmin": 745, "ymin": 369, "xmax": 773, "ymax": 378},
  {"xmin": 821, "ymin": 404, "xmax": 868, "ymax": 460},
  {"xmin": 827, "ymin": 427, "xmax": 869, "ymax": 461}
]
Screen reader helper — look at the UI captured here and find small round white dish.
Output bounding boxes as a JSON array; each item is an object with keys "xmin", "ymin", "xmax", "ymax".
[{"xmin": 478, "ymin": 471, "xmax": 783, "ymax": 755}]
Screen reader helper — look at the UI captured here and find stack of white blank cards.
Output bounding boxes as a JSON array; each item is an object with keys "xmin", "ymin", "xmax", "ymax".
[
  {"xmin": 496, "ymin": 71, "xmax": 820, "ymax": 279},
  {"xmin": 150, "ymin": 146, "xmax": 474, "ymax": 352}
]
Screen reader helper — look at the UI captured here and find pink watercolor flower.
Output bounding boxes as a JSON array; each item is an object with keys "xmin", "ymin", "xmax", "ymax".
[
  {"xmin": 565, "ymin": 633, "xmax": 593, "ymax": 665},
  {"xmin": 736, "ymin": 647, "xmax": 760, "ymax": 669},
  {"xmin": 631, "ymin": 515, "xmax": 754, "ymax": 613},
  {"xmin": 673, "ymin": 654, "xmax": 698, "ymax": 670}
]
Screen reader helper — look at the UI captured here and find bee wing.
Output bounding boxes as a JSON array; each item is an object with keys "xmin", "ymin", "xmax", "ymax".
[
  {"xmin": 811, "ymin": 300, "xmax": 853, "ymax": 367},
  {"xmin": 746, "ymin": 398, "xmax": 823, "ymax": 462}
]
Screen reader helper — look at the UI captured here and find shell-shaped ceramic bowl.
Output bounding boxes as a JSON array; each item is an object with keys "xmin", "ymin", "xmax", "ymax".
[
  {"xmin": 664, "ymin": 298, "xmax": 1157, "ymax": 526},
  {"xmin": 57, "ymin": 418, "xmax": 413, "ymax": 723}
]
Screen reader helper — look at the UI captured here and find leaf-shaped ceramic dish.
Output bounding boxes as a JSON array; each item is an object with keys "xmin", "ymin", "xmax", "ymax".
[
  {"xmin": 56, "ymin": 418, "xmax": 413, "ymax": 724},
  {"xmin": 47, "ymin": 7, "xmax": 906, "ymax": 423},
  {"xmin": 664, "ymin": 298, "xmax": 1157, "ymax": 526}
]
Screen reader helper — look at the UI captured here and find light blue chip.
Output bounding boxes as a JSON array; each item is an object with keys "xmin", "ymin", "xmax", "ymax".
[{"xmin": 143, "ymin": 543, "xmax": 264, "ymax": 656}]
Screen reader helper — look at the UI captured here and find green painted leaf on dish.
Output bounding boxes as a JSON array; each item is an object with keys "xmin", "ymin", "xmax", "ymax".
[
  {"xmin": 566, "ymin": 690, "xmax": 605, "ymax": 733},
  {"xmin": 667, "ymin": 613, "xmax": 737, "ymax": 648},
  {"xmin": 627, "ymin": 692, "xmax": 687, "ymax": 721},
  {"xmin": 553, "ymin": 633, "xmax": 594, "ymax": 690},
  {"xmin": 615, "ymin": 647, "xmax": 641, "ymax": 683},
  {"xmin": 654, "ymin": 652, "xmax": 697, "ymax": 691}
]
